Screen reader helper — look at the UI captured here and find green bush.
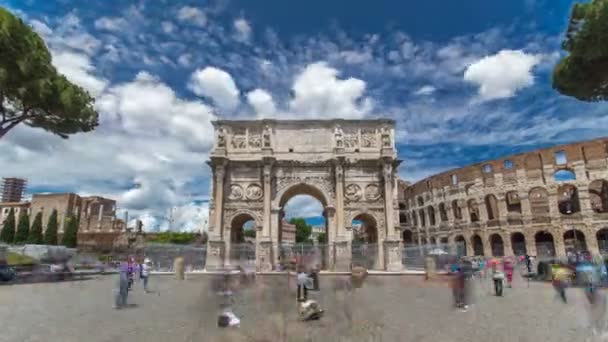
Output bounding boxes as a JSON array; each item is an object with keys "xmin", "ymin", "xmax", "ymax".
[
  {"xmin": 14, "ymin": 212, "xmax": 29, "ymax": 244},
  {"xmin": 6, "ymin": 251, "xmax": 37, "ymax": 265},
  {"xmin": 61, "ymin": 215, "xmax": 78, "ymax": 248},
  {"xmin": 147, "ymin": 232, "xmax": 200, "ymax": 244},
  {"xmin": 0, "ymin": 208, "xmax": 15, "ymax": 243},
  {"xmin": 27, "ymin": 212, "xmax": 44, "ymax": 244},
  {"xmin": 44, "ymin": 209, "xmax": 58, "ymax": 245}
]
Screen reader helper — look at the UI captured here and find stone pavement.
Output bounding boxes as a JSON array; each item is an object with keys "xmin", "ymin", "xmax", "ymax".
[{"xmin": 0, "ymin": 274, "xmax": 605, "ymax": 342}]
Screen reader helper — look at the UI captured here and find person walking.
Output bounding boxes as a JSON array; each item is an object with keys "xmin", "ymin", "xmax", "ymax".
[
  {"xmin": 524, "ymin": 254, "xmax": 532, "ymax": 273},
  {"xmin": 141, "ymin": 258, "xmax": 151, "ymax": 293},
  {"xmin": 114, "ymin": 261, "xmax": 130, "ymax": 309},
  {"xmin": 553, "ymin": 263, "xmax": 573, "ymax": 304},
  {"xmin": 504, "ymin": 257, "xmax": 515, "ymax": 288}
]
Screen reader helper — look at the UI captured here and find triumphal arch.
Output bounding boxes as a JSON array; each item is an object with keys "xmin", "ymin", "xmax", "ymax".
[{"xmin": 205, "ymin": 119, "xmax": 403, "ymax": 271}]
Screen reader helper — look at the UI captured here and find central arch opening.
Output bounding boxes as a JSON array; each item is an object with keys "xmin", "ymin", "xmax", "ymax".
[
  {"xmin": 351, "ymin": 213, "xmax": 379, "ymax": 270},
  {"xmin": 279, "ymin": 183, "xmax": 327, "ymax": 270},
  {"xmin": 230, "ymin": 213, "xmax": 256, "ymax": 267}
]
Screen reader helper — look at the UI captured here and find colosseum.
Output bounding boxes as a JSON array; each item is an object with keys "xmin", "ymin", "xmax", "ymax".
[{"xmin": 398, "ymin": 137, "xmax": 608, "ymax": 259}]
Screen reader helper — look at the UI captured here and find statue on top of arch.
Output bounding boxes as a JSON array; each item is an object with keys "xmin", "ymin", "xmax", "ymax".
[
  {"xmin": 334, "ymin": 125, "xmax": 344, "ymax": 148},
  {"xmin": 381, "ymin": 125, "xmax": 391, "ymax": 148}
]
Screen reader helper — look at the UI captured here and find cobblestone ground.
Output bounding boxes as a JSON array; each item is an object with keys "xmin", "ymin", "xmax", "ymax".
[{"xmin": 0, "ymin": 273, "xmax": 606, "ymax": 342}]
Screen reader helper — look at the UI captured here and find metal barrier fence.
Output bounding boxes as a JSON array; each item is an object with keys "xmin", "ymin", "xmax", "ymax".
[
  {"xmin": 402, "ymin": 243, "xmax": 459, "ymax": 270},
  {"xmin": 142, "ymin": 244, "xmax": 206, "ymax": 271}
]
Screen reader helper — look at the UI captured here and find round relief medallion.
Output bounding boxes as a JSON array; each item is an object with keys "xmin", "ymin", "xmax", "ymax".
[
  {"xmin": 345, "ymin": 183, "xmax": 362, "ymax": 201},
  {"xmin": 364, "ymin": 184, "xmax": 381, "ymax": 201},
  {"xmin": 246, "ymin": 184, "xmax": 263, "ymax": 200},
  {"xmin": 228, "ymin": 184, "xmax": 243, "ymax": 200}
]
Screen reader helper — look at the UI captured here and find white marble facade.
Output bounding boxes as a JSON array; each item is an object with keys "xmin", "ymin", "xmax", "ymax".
[{"xmin": 206, "ymin": 119, "xmax": 403, "ymax": 271}]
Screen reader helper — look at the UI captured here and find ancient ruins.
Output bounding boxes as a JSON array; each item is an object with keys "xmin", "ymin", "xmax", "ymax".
[{"xmin": 205, "ymin": 119, "xmax": 402, "ymax": 271}]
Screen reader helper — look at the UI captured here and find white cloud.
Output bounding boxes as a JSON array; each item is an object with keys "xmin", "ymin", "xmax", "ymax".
[
  {"xmin": 413, "ymin": 85, "xmax": 436, "ymax": 96},
  {"xmin": 178, "ymin": 54, "xmax": 192, "ymax": 67},
  {"xmin": 52, "ymin": 50, "xmax": 109, "ymax": 96},
  {"xmin": 464, "ymin": 49, "xmax": 542, "ymax": 102},
  {"xmin": 30, "ymin": 19, "xmax": 52, "ymax": 36},
  {"xmin": 188, "ymin": 67, "xmax": 240, "ymax": 111},
  {"xmin": 233, "ymin": 18, "xmax": 252, "ymax": 42},
  {"xmin": 94, "ymin": 17, "xmax": 128, "ymax": 31},
  {"xmin": 289, "ymin": 62, "xmax": 373, "ymax": 119},
  {"xmin": 177, "ymin": 6, "xmax": 207, "ymax": 27},
  {"xmin": 340, "ymin": 50, "xmax": 373, "ymax": 64},
  {"xmin": 247, "ymin": 89, "xmax": 277, "ymax": 118},
  {"xmin": 284, "ymin": 195, "xmax": 324, "ymax": 219},
  {"xmin": 161, "ymin": 21, "xmax": 176, "ymax": 34}
]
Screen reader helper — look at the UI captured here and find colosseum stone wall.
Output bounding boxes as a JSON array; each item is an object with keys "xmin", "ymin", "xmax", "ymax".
[{"xmin": 399, "ymin": 137, "xmax": 608, "ymax": 259}]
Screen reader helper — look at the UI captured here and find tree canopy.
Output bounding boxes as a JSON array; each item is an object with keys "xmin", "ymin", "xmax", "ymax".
[
  {"xmin": 27, "ymin": 212, "xmax": 43, "ymax": 244},
  {"xmin": 44, "ymin": 209, "xmax": 58, "ymax": 245},
  {"xmin": 553, "ymin": 0, "xmax": 608, "ymax": 101},
  {"xmin": 61, "ymin": 215, "xmax": 78, "ymax": 248},
  {"xmin": 14, "ymin": 211, "xmax": 29, "ymax": 244},
  {"xmin": 290, "ymin": 218, "xmax": 312, "ymax": 243},
  {"xmin": 0, "ymin": 208, "xmax": 15, "ymax": 243},
  {"xmin": 0, "ymin": 7, "xmax": 98, "ymax": 138}
]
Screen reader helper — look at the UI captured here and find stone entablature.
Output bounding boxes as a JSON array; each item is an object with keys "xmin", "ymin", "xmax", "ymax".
[
  {"xmin": 399, "ymin": 137, "xmax": 608, "ymax": 258},
  {"xmin": 206, "ymin": 119, "xmax": 402, "ymax": 271}
]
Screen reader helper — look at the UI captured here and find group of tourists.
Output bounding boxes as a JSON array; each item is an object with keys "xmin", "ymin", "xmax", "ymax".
[
  {"xmin": 449, "ymin": 254, "xmax": 535, "ymax": 311},
  {"xmin": 114, "ymin": 256, "xmax": 152, "ymax": 309}
]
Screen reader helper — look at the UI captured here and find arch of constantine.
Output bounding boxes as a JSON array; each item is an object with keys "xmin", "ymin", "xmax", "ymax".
[{"xmin": 205, "ymin": 119, "xmax": 403, "ymax": 271}]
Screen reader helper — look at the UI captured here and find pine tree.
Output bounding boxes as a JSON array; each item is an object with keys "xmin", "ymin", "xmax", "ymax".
[
  {"xmin": 14, "ymin": 211, "xmax": 30, "ymax": 244},
  {"xmin": 61, "ymin": 215, "xmax": 78, "ymax": 248},
  {"xmin": 27, "ymin": 212, "xmax": 44, "ymax": 244},
  {"xmin": 0, "ymin": 208, "xmax": 16, "ymax": 244},
  {"xmin": 44, "ymin": 209, "xmax": 58, "ymax": 245}
]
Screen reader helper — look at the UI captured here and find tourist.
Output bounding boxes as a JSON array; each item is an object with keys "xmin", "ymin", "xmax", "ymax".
[
  {"xmin": 127, "ymin": 257, "xmax": 136, "ymax": 291},
  {"xmin": 504, "ymin": 257, "xmax": 514, "ymax": 288},
  {"xmin": 524, "ymin": 254, "xmax": 532, "ymax": 273},
  {"xmin": 141, "ymin": 258, "xmax": 151, "ymax": 293},
  {"xmin": 490, "ymin": 261, "xmax": 505, "ymax": 297},
  {"xmin": 114, "ymin": 260, "xmax": 129, "ymax": 309},
  {"xmin": 552, "ymin": 262, "xmax": 573, "ymax": 304},
  {"xmin": 296, "ymin": 266, "xmax": 311, "ymax": 302}
]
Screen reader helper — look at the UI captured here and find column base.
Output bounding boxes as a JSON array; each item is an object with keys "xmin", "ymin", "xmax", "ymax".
[
  {"xmin": 384, "ymin": 240, "xmax": 403, "ymax": 272},
  {"xmin": 205, "ymin": 240, "xmax": 225, "ymax": 271},
  {"xmin": 333, "ymin": 240, "xmax": 351, "ymax": 272},
  {"xmin": 256, "ymin": 239, "xmax": 274, "ymax": 272}
]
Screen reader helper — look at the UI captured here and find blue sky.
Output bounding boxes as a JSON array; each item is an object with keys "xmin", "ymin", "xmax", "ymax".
[{"xmin": 1, "ymin": 0, "xmax": 607, "ymax": 231}]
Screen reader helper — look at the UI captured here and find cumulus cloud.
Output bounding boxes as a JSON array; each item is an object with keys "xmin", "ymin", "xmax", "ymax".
[
  {"xmin": 289, "ymin": 62, "xmax": 373, "ymax": 119},
  {"xmin": 52, "ymin": 50, "xmax": 109, "ymax": 96},
  {"xmin": 233, "ymin": 18, "xmax": 252, "ymax": 42},
  {"xmin": 188, "ymin": 67, "xmax": 240, "ymax": 111},
  {"xmin": 247, "ymin": 89, "xmax": 277, "ymax": 118},
  {"xmin": 177, "ymin": 6, "xmax": 207, "ymax": 27},
  {"xmin": 94, "ymin": 16, "xmax": 128, "ymax": 31},
  {"xmin": 413, "ymin": 85, "xmax": 436, "ymax": 96},
  {"xmin": 340, "ymin": 50, "xmax": 373, "ymax": 64},
  {"xmin": 161, "ymin": 21, "xmax": 176, "ymax": 34},
  {"xmin": 283, "ymin": 195, "xmax": 324, "ymax": 219},
  {"xmin": 464, "ymin": 49, "xmax": 542, "ymax": 102}
]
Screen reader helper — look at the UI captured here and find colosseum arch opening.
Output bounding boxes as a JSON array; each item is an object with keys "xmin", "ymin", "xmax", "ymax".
[
  {"xmin": 485, "ymin": 194, "xmax": 499, "ymax": 221},
  {"xmin": 535, "ymin": 231, "xmax": 555, "ymax": 258},
  {"xmin": 490, "ymin": 234, "xmax": 504, "ymax": 257},
  {"xmin": 468, "ymin": 199, "xmax": 480, "ymax": 222},
  {"xmin": 205, "ymin": 119, "xmax": 402, "ymax": 272},
  {"xmin": 529, "ymin": 187, "xmax": 550, "ymax": 222},
  {"xmin": 505, "ymin": 191, "xmax": 522, "ymax": 214},
  {"xmin": 563, "ymin": 229, "xmax": 587, "ymax": 254},
  {"xmin": 590, "ymin": 180, "xmax": 608, "ymax": 213},
  {"xmin": 472, "ymin": 234, "xmax": 484, "ymax": 256},
  {"xmin": 557, "ymin": 184, "xmax": 581, "ymax": 215},
  {"xmin": 451, "ymin": 200, "xmax": 462, "ymax": 220},
  {"xmin": 438, "ymin": 203, "xmax": 448, "ymax": 222},
  {"xmin": 427, "ymin": 206, "xmax": 436, "ymax": 226},
  {"xmin": 597, "ymin": 228, "xmax": 608, "ymax": 254},
  {"xmin": 511, "ymin": 232, "xmax": 527, "ymax": 256},
  {"xmin": 455, "ymin": 235, "xmax": 466, "ymax": 256}
]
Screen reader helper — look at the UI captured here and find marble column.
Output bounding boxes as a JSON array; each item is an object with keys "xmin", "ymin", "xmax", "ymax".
[
  {"xmin": 383, "ymin": 160, "xmax": 402, "ymax": 271},
  {"xmin": 257, "ymin": 161, "xmax": 274, "ymax": 272},
  {"xmin": 206, "ymin": 161, "xmax": 227, "ymax": 271},
  {"xmin": 333, "ymin": 160, "xmax": 351, "ymax": 271}
]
